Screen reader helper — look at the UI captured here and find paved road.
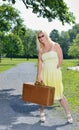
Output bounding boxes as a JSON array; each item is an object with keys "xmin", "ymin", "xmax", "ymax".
[{"xmin": 0, "ymin": 62, "xmax": 79, "ymax": 130}]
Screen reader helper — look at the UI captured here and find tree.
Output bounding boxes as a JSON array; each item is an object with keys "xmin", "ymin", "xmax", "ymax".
[
  {"xmin": 12, "ymin": 26, "xmax": 37, "ymax": 59},
  {"xmin": 2, "ymin": 0, "xmax": 75, "ymax": 24},
  {"xmin": 0, "ymin": 4, "xmax": 23, "ymax": 33},
  {"xmin": 60, "ymin": 24, "xmax": 79, "ymax": 58},
  {"xmin": 0, "ymin": 32, "xmax": 5, "ymax": 62},
  {"xmin": 0, "ymin": 4, "xmax": 29, "ymax": 59},
  {"xmin": 49, "ymin": 29, "xmax": 71, "ymax": 58},
  {"xmin": 59, "ymin": 31, "xmax": 70, "ymax": 58},
  {"xmin": 3, "ymin": 34, "xmax": 24, "ymax": 59},
  {"xmin": 27, "ymin": 31, "xmax": 37, "ymax": 58},
  {"xmin": 68, "ymin": 24, "xmax": 79, "ymax": 43},
  {"xmin": 22, "ymin": 29, "xmax": 37, "ymax": 59},
  {"xmin": 49, "ymin": 29, "xmax": 60, "ymax": 43},
  {"xmin": 68, "ymin": 34, "xmax": 79, "ymax": 58}
]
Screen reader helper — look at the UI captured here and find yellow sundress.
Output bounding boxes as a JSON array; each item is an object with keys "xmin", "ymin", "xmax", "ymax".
[{"xmin": 41, "ymin": 50, "xmax": 63, "ymax": 100}]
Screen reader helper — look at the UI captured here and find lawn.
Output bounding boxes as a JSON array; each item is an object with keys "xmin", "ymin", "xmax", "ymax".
[
  {"xmin": 62, "ymin": 59, "xmax": 79, "ymax": 113},
  {"xmin": 0, "ymin": 58, "xmax": 79, "ymax": 113},
  {"xmin": 0, "ymin": 58, "xmax": 37, "ymax": 72}
]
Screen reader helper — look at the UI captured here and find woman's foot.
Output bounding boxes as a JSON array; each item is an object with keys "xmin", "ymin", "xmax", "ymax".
[
  {"xmin": 67, "ymin": 114, "xmax": 73, "ymax": 124},
  {"xmin": 40, "ymin": 112, "xmax": 46, "ymax": 122}
]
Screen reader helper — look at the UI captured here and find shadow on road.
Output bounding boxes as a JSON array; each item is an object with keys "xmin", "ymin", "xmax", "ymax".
[
  {"xmin": 10, "ymin": 121, "xmax": 69, "ymax": 130},
  {"xmin": 0, "ymin": 89, "xmax": 71, "ymax": 130}
]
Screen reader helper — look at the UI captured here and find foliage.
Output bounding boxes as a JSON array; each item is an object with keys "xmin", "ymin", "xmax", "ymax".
[
  {"xmin": 49, "ymin": 29, "xmax": 70, "ymax": 58},
  {"xmin": 3, "ymin": 34, "xmax": 24, "ymax": 59},
  {"xmin": 68, "ymin": 24, "xmax": 79, "ymax": 43},
  {"xmin": 50, "ymin": 29, "xmax": 60, "ymax": 42},
  {"xmin": 49, "ymin": 23, "xmax": 79, "ymax": 59},
  {"xmin": 59, "ymin": 31, "xmax": 70, "ymax": 58},
  {"xmin": 13, "ymin": 26, "xmax": 37, "ymax": 58},
  {"xmin": 0, "ymin": 4, "xmax": 24, "ymax": 59},
  {"xmin": 0, "ymin": 31, "xmax": 5, "ymax": 62},
  {"xmin": 2, "ymin": 0, "xmax": 75, "ymax": 24},
  {"xmin": 0, "ymin": 4, "xmax": 23, "ymax": 33},
  {"xmin": 22, "ymin": 30, "xmax": 37, "ymax": 59},
  {"xmin": 68, "ymin": 34, "xmax": 79, "ymax": 58},
  {"xmin": 0, "ymin": 3, "xmax": 79, "ymax": 59},
  {"xmin": 0, "ymin": 4, "xmax": 37, "ymax": 59}
]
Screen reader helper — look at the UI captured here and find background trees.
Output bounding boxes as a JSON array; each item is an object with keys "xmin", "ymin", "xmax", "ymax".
[
  {"xmin": 50, "ymin": 29, "xmax": 60, "ymax": 43},
  {"xmin": 68, "ymin": 34, "xmax": 79, "ymax": 58},
  {"xmin": 0, "ymin": 1, "xmax": 79, "ymax": 60},
  {"xmin": 3, "ymin": 34, "xmax": 24, "ymax": 59},
  {"xmin": 0, "ymin": 4, "xmax": 37, "ymax": 60},
  {"xmin": 0, "ymin": 4, "xmax": 24, "ymax": 59},
  {"xmin": 0, "ymin": 4, "xmax": 23, "ymax": 33},
  {"xmin": 49, "ymin": 24, "xmax": 79, "ymax": 59},
  {"xmin": 0, "ymin": 32, "xmax": 5, "ymax": 62}
]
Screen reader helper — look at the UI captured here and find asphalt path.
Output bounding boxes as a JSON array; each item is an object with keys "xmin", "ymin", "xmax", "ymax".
[{"xmin": 0, "ymin": 62, "xmax": 79, "ymax": 130}]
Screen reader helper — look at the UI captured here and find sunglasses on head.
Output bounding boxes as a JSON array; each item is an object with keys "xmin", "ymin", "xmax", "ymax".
[{"xmin": 38, "ymin": 35, "xmax": 44, "ymax": 39}]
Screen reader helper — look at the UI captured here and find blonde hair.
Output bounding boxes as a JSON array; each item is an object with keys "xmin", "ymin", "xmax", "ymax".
[{"xmin": 36, "ymin": 30, "xmax": 52, "ymax": 50}]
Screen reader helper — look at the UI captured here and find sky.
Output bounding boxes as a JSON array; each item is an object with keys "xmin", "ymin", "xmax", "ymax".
[{"xmin": 1, "ymin": 0, "xmax": 79, "ymax": 34}]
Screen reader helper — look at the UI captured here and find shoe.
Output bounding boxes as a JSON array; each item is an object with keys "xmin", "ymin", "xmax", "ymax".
[
  {"xmin": 40, "ymin": 112, "xmax": 46, "ymax": 122},
  {"xmin": 67, "ymin": 114, "xmax": 73, "ymax": 124}
]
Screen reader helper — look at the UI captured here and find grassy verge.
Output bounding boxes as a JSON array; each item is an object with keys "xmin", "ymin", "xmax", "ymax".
[
  {"xmin": 62, "ymin": 59, "xmax": 79, "ymax": 113},
  {"xmin": 0, "ymin": 58, "xmax": 37, "ymax": 72}
]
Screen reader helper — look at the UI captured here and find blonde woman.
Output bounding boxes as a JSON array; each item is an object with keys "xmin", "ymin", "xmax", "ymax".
[{"xmin": 36, "ymin": 30, "xmax": 73, "ymax": 123}]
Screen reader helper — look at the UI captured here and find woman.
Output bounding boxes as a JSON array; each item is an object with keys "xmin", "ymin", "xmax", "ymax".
[{"xmin": 36, "ymin": 30, "xmax": 73, "ymax": 123}]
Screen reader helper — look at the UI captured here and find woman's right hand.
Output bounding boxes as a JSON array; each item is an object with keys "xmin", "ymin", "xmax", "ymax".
[{"xmin": 37, "ymin": 75, "xmax": 42, "ymax": 82}]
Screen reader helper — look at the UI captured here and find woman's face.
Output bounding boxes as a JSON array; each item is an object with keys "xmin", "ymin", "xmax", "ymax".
[{"xmin": 38, "ymin": 32, "xmax": 47, "ymax": 44}]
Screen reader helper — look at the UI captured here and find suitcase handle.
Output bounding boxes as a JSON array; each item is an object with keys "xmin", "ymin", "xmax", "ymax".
[{"xmin": 34, "ymin": 80, "xmax": 45, "ymax": 86}]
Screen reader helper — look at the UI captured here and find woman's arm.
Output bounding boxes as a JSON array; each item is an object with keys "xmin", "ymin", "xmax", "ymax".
[
  {"xmin": 55, "ymin": 43, "xmax": 63, "ymax": 68},
  {"xmin": 37, "ymin": 50, "xmax": 42, "ymax": 82}
]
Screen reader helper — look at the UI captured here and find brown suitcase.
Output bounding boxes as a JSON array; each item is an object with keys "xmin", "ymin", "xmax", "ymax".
[{"xmin": 22, "ymin": 82, "xmax": 55, "ymax": 106}]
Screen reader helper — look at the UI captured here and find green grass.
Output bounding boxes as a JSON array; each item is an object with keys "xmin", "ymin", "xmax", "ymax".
[
  {"xmin": 0, "ymin": 58, "xmax": 37, "ymax": 72},
  {"xmin": 0, "ymin": 58, "xmax": 79, "ymax": 113},
  {"xmin": 62, "ymin": 59, "xmax": 79, "ymax": 112}
]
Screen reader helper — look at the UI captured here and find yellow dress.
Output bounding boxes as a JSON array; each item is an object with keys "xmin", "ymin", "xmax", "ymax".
[{"xmin": 41, "ymin": 50, "xmax": 63, "ymax": 100}]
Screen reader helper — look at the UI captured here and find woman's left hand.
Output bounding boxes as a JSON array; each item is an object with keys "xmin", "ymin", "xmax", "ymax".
[{"xmin": 57, "ymin": 64, "xmax": 60, "ymax": 68}]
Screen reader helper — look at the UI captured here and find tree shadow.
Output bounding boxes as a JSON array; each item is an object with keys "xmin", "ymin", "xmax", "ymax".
[
  {"xmin": 0, "ymin": 89, "xmax": 71, "ymax": 130},
  {"xmin": 10, "ymin": 95, "xmax": 40, "ymax": 115},
  {"xmin": 0, "ymin": 88, "xmax": 17, "ymax": 126},
  {"xmin": 0, "ymin": 88, "xmax": 40, "ymax": 127},
  {"xmin": 10, "ymin": 120, "xmax": 70, "ymax": 130}
]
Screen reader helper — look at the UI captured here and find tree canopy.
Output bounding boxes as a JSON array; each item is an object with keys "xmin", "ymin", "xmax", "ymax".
[
  {"xmin": 0, "ymin": 4, "xmax": 37, "ymax": 60},
  {"xmin": 2, "ymin": 0, "xmax": 75, "ymax": 24},
  {"xmin": 49, "ymin": 23, "xmax": 79, "ymax": 59},
  {"xmin": 68, "ymin": 34, "xmax": 79, "ymax": 58},
  {"xmin": 0, "ymin": 4, "xmax": 23, "ymax": 32}
]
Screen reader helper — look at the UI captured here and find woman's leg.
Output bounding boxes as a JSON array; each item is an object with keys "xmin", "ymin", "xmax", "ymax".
[
  {"xmin": 40, "ymin": 105, "xmax": 45, "ymax": 122},
  {"xmin": 59, "ymin": 95, "xmax": 70, "ymax": 115},
  {"xmin": 40, "ymin": 105, "xmax": 44, "ymax": 113},
  {"xmin": 59, "ymin": 95, "xmax": 73, "ymax": 123}
]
